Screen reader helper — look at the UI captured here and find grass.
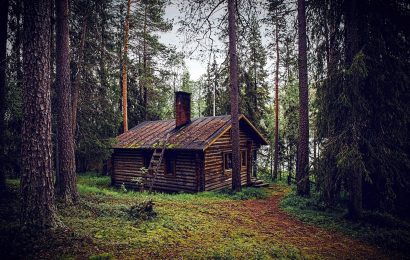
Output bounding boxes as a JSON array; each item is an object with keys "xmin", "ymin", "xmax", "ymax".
[
  {"xmin": 1, "ymin": 173, "xmax": 305, "ymax": 259},
  {"xmin": 2, "ymin": 173, "xmax": 408, "ymax": 259},
  {"xmin": 280, "ymin": 186, "xmax": 410, "ymax": 254}
]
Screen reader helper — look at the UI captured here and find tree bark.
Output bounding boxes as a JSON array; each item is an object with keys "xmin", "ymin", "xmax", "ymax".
[
  {"xmin": 228, "ymin": 0, "xmax": 241, "ymax": 192},
  {"xmin": 21, "ymin": 0, "xmax": 58, "ymax": 229},
  {"xmin": 0, "ymin": 0, "xmax": 9, "ymax": 192},
  {"xmin": 296, "ymin": 0, "xmax": 310, "ymax": 196},
  {"xmin": 273, "ymin": 19, "xmax": 280, "ymax": 180},
  {"xmin": 55, "ymin": 0, "xmax": 79, "ymax": 204},
  {"xmin": 121, "ymin": 0, "xmax": 131, "ymax": 132}
]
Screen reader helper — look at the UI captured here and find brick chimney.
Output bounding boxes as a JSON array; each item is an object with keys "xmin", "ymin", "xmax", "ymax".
[{"xmin": 175, "ymin": 91, "xmax": 191, "ymax": 128}]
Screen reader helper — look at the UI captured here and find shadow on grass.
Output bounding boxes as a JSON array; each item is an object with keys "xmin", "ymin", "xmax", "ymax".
[{"xmin": 280, "ymin": 186, "xmax": 410, "ymax": 255}]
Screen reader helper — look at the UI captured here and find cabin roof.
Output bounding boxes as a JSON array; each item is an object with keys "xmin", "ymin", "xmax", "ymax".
[{"xmin": 113, "ymin": 114, "xmax": 268, "ymax": 151}]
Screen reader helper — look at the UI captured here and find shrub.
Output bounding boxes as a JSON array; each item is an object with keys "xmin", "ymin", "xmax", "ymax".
[{"xmin": 127, "ymin": 199, "xmax": 157, "ymax": 221}]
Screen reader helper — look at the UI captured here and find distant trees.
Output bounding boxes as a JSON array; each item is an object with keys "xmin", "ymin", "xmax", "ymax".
[
  {"xmin": 20, "ymin": 0, "xmax": 58, "ymax": 229},
  {"xmin": 55, "ymin": 0, "xmax": 79, "ymax": 204},
  {"xmin": 266, "ymin": 0, "xmax": 287, "ymax": 180}
]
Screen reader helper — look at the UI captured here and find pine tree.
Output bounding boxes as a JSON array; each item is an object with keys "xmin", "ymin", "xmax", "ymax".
[
  {"xmin": 228, "ymin": 0, "xmax": 241, "ymax": 192},
  {"xmin": 266, "ymin": 0, "xmax": 288, "ymax": 180},
  {"xmin": 121, "ymin": 0, "xmax": 131, "ymax": 132},
  {"xmin": 20, "ymin": 0, "xmax": 58, "ymax": 229},
  {"xmin": 55, "ymin": 0, "xmax": 79, "ymax": 204},
  {"xmin": 296, "ymin": 0, "xmax": 310, "ymax": 196}
]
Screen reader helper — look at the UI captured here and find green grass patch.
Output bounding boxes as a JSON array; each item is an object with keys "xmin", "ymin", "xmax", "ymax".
[{"xmin": 1, "ymin": 173, "xmax": 307, "ymax": 259}]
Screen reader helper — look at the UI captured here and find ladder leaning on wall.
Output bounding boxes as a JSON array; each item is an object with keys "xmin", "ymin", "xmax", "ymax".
[{"xmin": 147, "ymin": 133, "xmax": 170, "ymax": 192}]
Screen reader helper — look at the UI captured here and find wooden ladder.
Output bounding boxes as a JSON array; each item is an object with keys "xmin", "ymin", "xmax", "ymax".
[{"xmin": 148, "ymin": 133, "xmax": 170, "ymax": 192}]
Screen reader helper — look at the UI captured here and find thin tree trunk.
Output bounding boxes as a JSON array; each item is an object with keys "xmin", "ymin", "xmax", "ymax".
[
  {"xmin": 296, "ymin": 0, "xmax": 310, "ymax": 196},
  {"xmin": 273, "ymin": 19, "xmax": 280, "ymax": 180},
  {"xmin": 21, "ymin": 0, "xmax": 58, "ymax": 229},
  {"xmin": 72, "ymin": 19, "xmax": 87, "ymax": 135},
  {"xmin": 228, "ymin": 0, "xmax": 241, "ymax": 192},
  {"xmin": 99, "ymin": 3, "xmax": 108, "ymax": 93},
  {"xmin": 121, "ymin": 0, "xmax": 131, "ymax": 132},
  {"xmin": 143, "ymin": 2, "xmax": 148, "ymax": 120},
  {"xmin": 55, "ymin": 0, "xmax": 79, "ymax": 204},
  {"xmin": 0, "ymin": 0, "xmax": 9, "ymax": 192}
]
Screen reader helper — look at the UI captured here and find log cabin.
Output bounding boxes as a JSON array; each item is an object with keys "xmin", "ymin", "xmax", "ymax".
[{"xmin": 111, "ymin": 91, "xmax": 268, "ymax": 192}]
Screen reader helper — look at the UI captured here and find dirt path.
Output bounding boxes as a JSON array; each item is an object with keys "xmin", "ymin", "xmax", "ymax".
[{"xmin": 232, "ymin": 185, "xmax": 387, "ymax": 259}]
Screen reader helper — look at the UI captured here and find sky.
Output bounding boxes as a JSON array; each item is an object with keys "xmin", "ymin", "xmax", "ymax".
[
  {"xmin": 158, "ymin": 3, "xmax": 207, "ymax": 81},
  {"xmin": 157, "ymin": 1, "xmax": 279, "ymax": 83}
]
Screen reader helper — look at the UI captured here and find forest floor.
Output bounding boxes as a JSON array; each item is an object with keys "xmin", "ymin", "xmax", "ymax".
[{"xmin": 0, "ymin": 174, "xmax": 408, "ymax": 259}]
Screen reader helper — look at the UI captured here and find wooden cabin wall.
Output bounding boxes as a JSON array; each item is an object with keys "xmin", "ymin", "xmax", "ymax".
[
  {"xmin": 204, "ymin": 128, "xmax": 259, "ymax": 191},
  {"xmin": 112, "ymin": 149, "xmax": 198, "ymax": 192}
]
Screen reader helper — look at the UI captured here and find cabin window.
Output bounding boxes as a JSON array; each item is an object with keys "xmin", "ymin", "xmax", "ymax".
[
  {"xmin": 241, "ymin": 150, "xmax": 247, "ymax": 167},
  {"xmin": 165, "ymin": 153, "xmax": 176, "ymax": 175},
  {"xmin": 224, "ymin": 153, "xmax": 232, "ymax": 171}
]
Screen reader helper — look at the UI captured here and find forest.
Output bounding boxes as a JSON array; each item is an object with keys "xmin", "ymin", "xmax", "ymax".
[{"xmin": 0, "ymin": 0, "xmax": 409, "ymax": 259}]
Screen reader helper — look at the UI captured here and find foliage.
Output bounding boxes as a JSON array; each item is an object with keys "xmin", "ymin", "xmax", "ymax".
[
  {"xmin": 127, "ymin": 200, "xmax": 157, "ymax": 222},
  {"xmin": 281, "ymin": 187, "xmax": 410, "ymax": 253},
  {"xmin": 314, "ymin": 0, "xmax": 410, "ymax": 215}
]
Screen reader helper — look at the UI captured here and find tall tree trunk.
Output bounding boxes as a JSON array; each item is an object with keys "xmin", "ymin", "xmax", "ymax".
[
  {"xmin": 55, "ymin": 0, "xmax": 79, "ymax": 204},
  {"xmin": 296, "ymin": 0, "xmax": 310, "ymax": 196},
  {"xmin": 228, "ymin": 0, "xmax": 241, "ymax": 192},
  {"xmin": 21, "ymin": 0, "xmax": 58, "ymax": 229},
  {"xmin": 143, "ymin": 2, "xmax": 148, "ymax": 120},
  {"xmin": 345, "ymin": 0, "xmax": 362, "ymax": 219},
  {"xmin": 273, "ymin": 19, "xmax": 280, "ymax": 180},
  {"xmin": 0, "ymin": 0, "xmax": 9, "ymax": 192},
  {"xmin": 121, "ymin": 0, "xmax": 131, "ymax": 132}
]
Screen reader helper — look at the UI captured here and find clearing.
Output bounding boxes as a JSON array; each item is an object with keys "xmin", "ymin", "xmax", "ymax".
[{"xmin": 0, "ymin": 174, "xmax": 405, "ymax": 259}]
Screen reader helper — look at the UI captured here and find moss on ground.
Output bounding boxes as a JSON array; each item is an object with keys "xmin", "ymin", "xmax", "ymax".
[
  {"xmin": 2, "ymin": 174, "xmax": 405, "ymax": 259},
  {"xmin": 280, "ymin": 186, "xmax": 410, "ymax": 255},
  {"xmin": 1, "ymin": 174, "xmax": 305, "ymax": 259}
]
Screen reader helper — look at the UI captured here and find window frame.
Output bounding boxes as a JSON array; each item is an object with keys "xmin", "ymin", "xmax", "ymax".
[{"xmin": 223, "ymin": 152, "xmax": 233, "ymax": 173}]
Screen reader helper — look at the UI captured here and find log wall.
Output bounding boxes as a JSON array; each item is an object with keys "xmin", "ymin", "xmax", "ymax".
[
  {"xmin": 204, "ymin": 128, "xmax": 259, "ymax": 191},
  {"xmin": 112, "ymin": 149, "xmax": 198, "ymax": 192}
]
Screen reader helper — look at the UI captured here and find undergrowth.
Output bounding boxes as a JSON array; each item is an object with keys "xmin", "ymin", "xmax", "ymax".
[{"xmin": 280, "ymin": 186, "xmax": 410, "ymax": 254}]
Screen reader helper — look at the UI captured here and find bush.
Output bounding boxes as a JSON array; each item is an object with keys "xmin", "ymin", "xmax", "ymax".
[{"xmin": 127, "ymin": 199, "xmax": 157, "ymax": 221}]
